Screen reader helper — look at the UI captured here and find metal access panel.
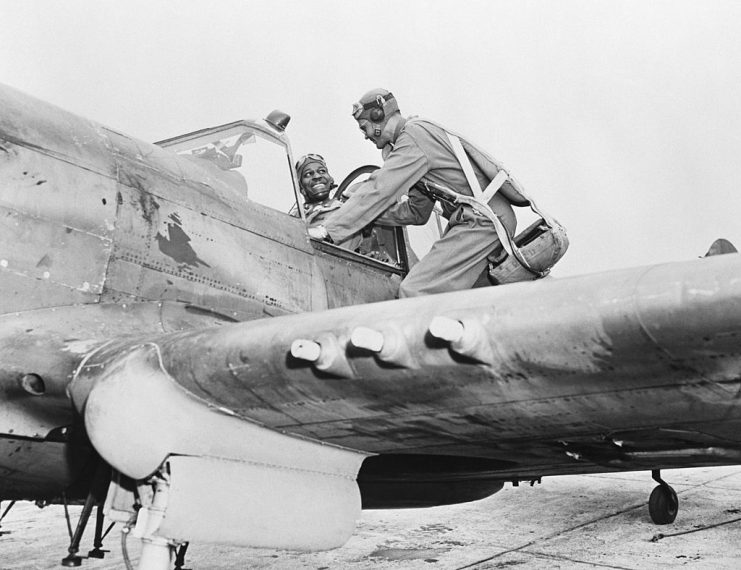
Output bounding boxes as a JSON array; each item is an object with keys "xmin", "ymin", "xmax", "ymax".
[
  {"xmin": 106, "ymin": 180, "xmax": 318, "ymax": 320},
  {"xmin": 0, "ymin": 143, "xmax": 117, "ymax": 313}
]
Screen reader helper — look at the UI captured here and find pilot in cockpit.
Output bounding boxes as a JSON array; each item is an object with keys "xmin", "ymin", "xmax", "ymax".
[
  {"xmin": 295, "ymin": 154, "xmax": 363, "ymax": 252},
  {"xmin": 297, "ymin": 154, "xmax": 395, "ymax": 263}
]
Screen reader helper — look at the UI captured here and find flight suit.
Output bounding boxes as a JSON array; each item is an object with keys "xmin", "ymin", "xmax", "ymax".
[
  {"xmin": 323, "ymin": 118, "xmax": 517, "ymax": 297},
  {"xmin": 305, "ymin": 198, "xmax": 363, "ymax": 252}
]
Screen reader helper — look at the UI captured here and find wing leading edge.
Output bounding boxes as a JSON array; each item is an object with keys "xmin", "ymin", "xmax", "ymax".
[
  {"xmin": 69, "ymin": 342, "xmax": 365, "ymax": 552},
  {"xmin": 67, "ymin": 252, "xmax": 741, "ymax": 556}
]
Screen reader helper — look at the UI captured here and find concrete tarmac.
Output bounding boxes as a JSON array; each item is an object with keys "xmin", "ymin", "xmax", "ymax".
[{"xmin": 2, "ymin": 466, "xmax": 740, "ymax": 569}]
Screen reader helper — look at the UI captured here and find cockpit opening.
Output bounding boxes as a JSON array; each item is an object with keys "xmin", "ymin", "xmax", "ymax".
[{"xmin": 156, "ymin": 118, "xmax": 443, "ymax": 272}]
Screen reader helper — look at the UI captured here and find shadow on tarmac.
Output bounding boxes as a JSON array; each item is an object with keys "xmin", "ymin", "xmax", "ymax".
[{"xmin": 3, "ymin": 466, "xmax": 741, "ymax": 569}]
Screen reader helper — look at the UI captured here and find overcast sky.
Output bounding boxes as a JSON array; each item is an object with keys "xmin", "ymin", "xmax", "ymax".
[{"xmin": 3, "ymin": 0, "xmax": 740, "ymax": 277}]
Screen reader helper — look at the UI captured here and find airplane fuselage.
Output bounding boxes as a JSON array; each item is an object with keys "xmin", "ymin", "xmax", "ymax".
[
  {"xmin": 0, "ymin": 83, "xmax": 403, "ymax": 499},
  {"xmin": 2, "ymin": 83, "xmax": 741, "ymax": 562}
]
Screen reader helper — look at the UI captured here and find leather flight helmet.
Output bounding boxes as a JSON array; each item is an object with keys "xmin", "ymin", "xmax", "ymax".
[
  {"xmin": 352, "ymin": 88, "xmax": 399, "ymax": 123},
  {"xmin": 295, "ymin": 154, "xmax": 334, "ymax": 202}
]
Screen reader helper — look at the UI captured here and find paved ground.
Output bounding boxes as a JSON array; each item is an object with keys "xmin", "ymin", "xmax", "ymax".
[{"xmin": 2, "ymin": 466, "xmax": 741, "ymax": 569}]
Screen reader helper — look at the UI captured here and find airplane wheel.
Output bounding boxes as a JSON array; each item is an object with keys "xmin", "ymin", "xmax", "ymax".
[{"xmin": 648, "ymin": 484, "xmax": 678, "ymax": 524}]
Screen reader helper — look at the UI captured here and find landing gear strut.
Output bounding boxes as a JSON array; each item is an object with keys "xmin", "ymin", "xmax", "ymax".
[
  {"xmin": 0, "ymin": 500, "xmax": 17, "ymax": 536},
  {"xmin": 174, "ymin": 542, "xmax": 190, "ymax": 570},
  {"xmin": 60, "ymin": 460, "xmax": 112, "ymax": 566},
  {"xmin": 87, "ymin": 503, "xmax": 113, "ymax": 559},
  {"xmin": 649, "ymin": 469, "xmax": 678, "ymax": 524}
]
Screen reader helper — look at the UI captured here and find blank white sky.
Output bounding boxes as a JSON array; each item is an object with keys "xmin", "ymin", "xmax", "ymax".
[{"xmin": 2, "ymin": 0, "xmax": 740, "ymax": 276}]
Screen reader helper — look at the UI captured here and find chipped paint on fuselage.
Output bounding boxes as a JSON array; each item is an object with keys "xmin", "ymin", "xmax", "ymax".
[
  {"xmin": 0, "ymin": 83, "xmax": 403, "ymax": 318},
  {"xmin": 0, "ymin": 83, "xmax": 402, "ymax": 498}
]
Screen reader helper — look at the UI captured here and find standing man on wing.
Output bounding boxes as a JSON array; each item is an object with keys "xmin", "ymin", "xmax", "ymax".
[{"xmin": 309, "ymin": 88, "xmax": 527, "ymax": 297}]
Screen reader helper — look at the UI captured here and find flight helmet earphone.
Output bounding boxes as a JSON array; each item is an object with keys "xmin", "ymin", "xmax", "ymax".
[{"xmin": 352, "ymin": 90, "xmax": 398, "ymax": 135}]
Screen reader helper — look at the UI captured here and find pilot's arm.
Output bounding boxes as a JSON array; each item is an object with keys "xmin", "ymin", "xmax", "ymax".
[
  {"xmin": 321, "ymin": 135, "xmax": 428, "ymax": 243},
  {"xmin": 306, "ymin": 200, "xmax": 364, "ymax": 251},
  {"xmin": 374, "ymin": 186, "xmax": 436, "ymax": 226}
]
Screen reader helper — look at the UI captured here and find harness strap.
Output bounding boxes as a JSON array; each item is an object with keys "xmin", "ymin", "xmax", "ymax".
[
  {"xmin": 482, "ymin": 170, "xmax": 509, "ymax": 205},
  {"xmin": 445, "ymin": 133, "xmax": 511, "ymax": 204},
  {"xmin": 446, "ymin": 134, "xmax": 484, "ymax": 198},
  {"xmin": 444, "ymin": 132, "xmax": 545, "ymax": 276}
]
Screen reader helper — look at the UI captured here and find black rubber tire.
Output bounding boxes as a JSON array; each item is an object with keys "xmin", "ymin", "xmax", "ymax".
[{"xmin": 648, "ymin": 484, "xmax": 678, "ymax": 524}]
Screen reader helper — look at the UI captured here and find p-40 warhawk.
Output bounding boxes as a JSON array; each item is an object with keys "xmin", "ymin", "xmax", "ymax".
[{"xmin": 1, "ymin": 83, "xmax": 740, "ymax": 569}]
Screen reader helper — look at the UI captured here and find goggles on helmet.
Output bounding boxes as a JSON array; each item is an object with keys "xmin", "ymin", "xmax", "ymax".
[
  {"xmin": 352, "ymin": 92, "xmax": 395, "ymax": 120},
  {"xmin": 295, "ymin": 153, "xmax": 326, "ymax": 176},
  {"xmin": 351, "ymin": 101, "xmax": 365, "ymax": 120}
]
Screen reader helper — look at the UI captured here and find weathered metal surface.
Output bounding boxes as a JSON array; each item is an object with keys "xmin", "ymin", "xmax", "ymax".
[
  {"xmin": 0, "ymin": 300, "xmax": 240, "ymax": 502},
  {"xmin": 70, "ymin": 254, "xmax": 741, "ymax": 480},
  {"xmin": 0, "ymin": 205, "xmax": 111, "ymax": 292},
  {"xmin": 0, "ymin": 141, "xmax": 117, "ymax": 312},
  {"xmin": 0, "ymin": 85, "xmax": 116, "ymax": 177},
  {"xmin": 0, "ymin": 82, "xmax": 406, "ymax": 511},
  {"xmin": 0, "ymin": 82, "xmax": 403, "ymax": 324},
  {"xmin": 107, "ymin": 183, "xmax": 318, "ymax": 317},
  {"xmin": 0, "ymin": 302, "xmax": 237, "ymax": 440},
  {"xmin": 4, "ymin": 81, "xmax": 741, "ymax": 565},
  {"xmin": 0, "ymin": 437, "xmax": 90, "ymax": 500},
  {"xmin": 312, "ymin": 242, "xmax": 403, "ymax": 308},
  {"xmin": 72, "ymin": 343, "xmax": 366, "ymax": 549},
  {"xmin": 0, "ymin": 143, "xmax": 119, "ymax": 236},
  {"xmin": 157, "ymin": 455, "xmax": 360, "ymax": 549}
]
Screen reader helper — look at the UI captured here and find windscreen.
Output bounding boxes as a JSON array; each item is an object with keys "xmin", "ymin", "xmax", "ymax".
[{"xmin": 159, "ymin": 123, "xmax": 298, "ymax": 214}]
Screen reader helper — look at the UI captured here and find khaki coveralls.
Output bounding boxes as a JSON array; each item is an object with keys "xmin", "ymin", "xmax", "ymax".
[
  {"xmin": 305, "ymin": 198, "xmax": 363, "ymax": 252},
  {"xmin": 323, "ymin": 118, "xmax": 516, "ymax": 298}
]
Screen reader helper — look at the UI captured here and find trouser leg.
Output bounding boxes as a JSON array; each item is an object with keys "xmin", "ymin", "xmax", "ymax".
[{"xmin": 399, "ymin": 207, "xmax": 504, "ymax": 298}]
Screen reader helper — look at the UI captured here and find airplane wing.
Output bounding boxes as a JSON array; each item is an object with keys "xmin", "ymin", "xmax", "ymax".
[
  {"xmin": 2, "ymin": 81, "xmax": 740, "ymax": 567},
  {"xmin": 65, "ymin": 251, "xmax": 741, "ymax": 557}
]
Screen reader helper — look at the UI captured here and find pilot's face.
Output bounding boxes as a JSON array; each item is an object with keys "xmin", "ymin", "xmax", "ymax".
[
  {"xmin": 300, "ymin": 161, "xmax": 333, "ymax": 202},
  {"xmin": 357, "ymin": 119, "xmax": 390, "ymax": 150}
]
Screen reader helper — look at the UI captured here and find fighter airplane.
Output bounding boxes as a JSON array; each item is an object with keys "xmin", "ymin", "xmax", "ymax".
[{"xmin": 1, "ymin": 82, "xmax": 741, "ymax": 569}]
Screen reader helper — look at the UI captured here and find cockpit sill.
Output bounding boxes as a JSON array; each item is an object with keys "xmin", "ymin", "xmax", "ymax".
[
  {"xmin": 154, "ymin": 113, "xmax": 439, "ymax": 273},
  {"xmin": 310, "ymin": 237, "xmax": 407, "ymax": 275}
]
